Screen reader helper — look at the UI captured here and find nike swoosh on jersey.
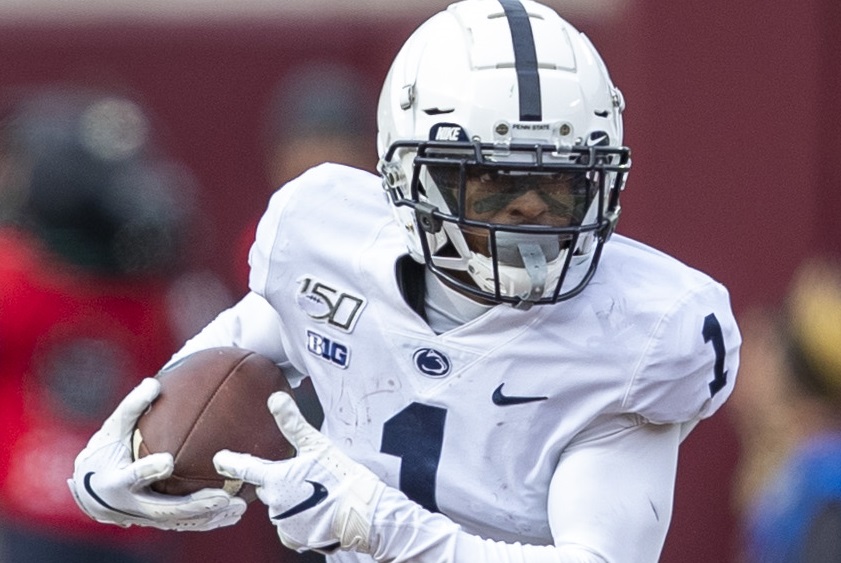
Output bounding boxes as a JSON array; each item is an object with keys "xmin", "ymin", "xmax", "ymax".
[
  {"xmin": 492, "ymin": 383, "xmax": 549, "ymax": 406},
  {"xmin": 83, "ymin": 472, "xmax": 148, "ymax": 519},
  {"xmin": 271, "ymin": 480, "xmax": 329, "ymax": 520}
]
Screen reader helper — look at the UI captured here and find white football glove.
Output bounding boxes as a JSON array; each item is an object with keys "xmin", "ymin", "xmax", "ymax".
[
  {"xmin": 68, "ymin": 377, "xmax": 248, "ymax": 531},
  {"xmin": 214, "ymin": 391, "xmax": 387, "ymax": 554}
]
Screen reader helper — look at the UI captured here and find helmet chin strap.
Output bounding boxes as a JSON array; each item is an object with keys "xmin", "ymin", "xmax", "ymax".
[
  {"xmin": 513, "ymin": 243, "xmax": 548, "ymax": 309},
  {"xmin": 494, "ymin": 232, "xmax": 561, "ymax": 310}
]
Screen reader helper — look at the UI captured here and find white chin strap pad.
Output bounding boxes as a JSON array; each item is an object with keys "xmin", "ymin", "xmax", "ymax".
[
  {"xmin": 516, "ymin": 243, "xmax": 548, "ymax": 302},
  {"xmin": 496, "ymin": 232, "xmax": 561, "ymax": 304}
]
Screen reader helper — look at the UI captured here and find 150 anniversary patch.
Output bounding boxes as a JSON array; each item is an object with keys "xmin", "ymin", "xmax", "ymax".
[{"xmin": 296, "ymin": 276, "xmax": 366, "ymax": 333}]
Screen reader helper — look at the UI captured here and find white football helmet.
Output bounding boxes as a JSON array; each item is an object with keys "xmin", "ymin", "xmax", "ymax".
[{"xmin": 377, "ymin": 0, "xmax": 630, "ymax": 308}]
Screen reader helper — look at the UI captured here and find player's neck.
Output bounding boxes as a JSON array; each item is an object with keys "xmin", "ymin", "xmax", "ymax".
[{"xmin": 424, "ymin": 267, "xmax": 493, "ymax": 334}]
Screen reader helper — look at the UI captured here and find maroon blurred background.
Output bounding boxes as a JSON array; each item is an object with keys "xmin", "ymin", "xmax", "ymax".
[{"xmin": 1, "ymin": 0, "xmax": 838, "ymax": 561}]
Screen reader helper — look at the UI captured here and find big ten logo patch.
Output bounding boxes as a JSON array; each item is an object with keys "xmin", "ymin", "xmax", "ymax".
[
  {"xmin": 306, "ymin": 330, "xmax": 349, "ymax": 369},
  {"xmin": 296, "ymin": 276, "xmax": 366, "ymax": 333}
]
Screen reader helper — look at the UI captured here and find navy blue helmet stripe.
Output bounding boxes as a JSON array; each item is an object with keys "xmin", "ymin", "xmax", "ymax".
[{"xmin": 498, "ymin": 0, "xmax": 542, "ymax": 121}]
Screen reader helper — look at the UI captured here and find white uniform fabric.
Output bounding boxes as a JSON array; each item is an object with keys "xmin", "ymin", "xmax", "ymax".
[{"xmin": 173, "ymin": 163, "xmax": 740, "ymax": 562}]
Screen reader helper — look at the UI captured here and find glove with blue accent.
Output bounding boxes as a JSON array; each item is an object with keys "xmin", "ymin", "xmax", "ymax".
[
  {"xmin": 68, "ymin": 377, "xmax": 248, "ymax": 531},
  {"xmin": 213, "ymin": 391, "xmax": 387, "ymax": 554}
]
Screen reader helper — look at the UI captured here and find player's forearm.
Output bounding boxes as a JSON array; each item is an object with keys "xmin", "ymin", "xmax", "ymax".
[
  {"xmin": 455, "ymin": 535, "xmax": 608, "ymax": 563},
  {"xmin": 369, "ymin": 487, "xmax": 606, "ymax": 563}
]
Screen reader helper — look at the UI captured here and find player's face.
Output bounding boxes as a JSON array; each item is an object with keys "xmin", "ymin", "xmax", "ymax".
[{"xmin": 458, "ymin": 169, "xmax": 593, "ymax": 256}]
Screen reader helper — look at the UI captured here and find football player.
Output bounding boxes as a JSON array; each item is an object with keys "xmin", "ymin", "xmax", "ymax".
[{"xmin": 69, "ymin": 1, "xmax": 741, "ymax": 561}]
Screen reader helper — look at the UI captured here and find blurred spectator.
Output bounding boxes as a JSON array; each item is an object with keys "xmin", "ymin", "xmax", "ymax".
[
  {"xmin": 260, "ymin": 60, "xmax": 376, "ymax": 189},
  {"xmin": 730, "ymin": 257, "xmax": 841, "ymax": 563},
  {"xmin": 234, "ymin": 61, "xmax": 377, "ymax": 291},
  {"xmin": 0, "ymin": 85, "xmax": 227, "ymax": 562}
]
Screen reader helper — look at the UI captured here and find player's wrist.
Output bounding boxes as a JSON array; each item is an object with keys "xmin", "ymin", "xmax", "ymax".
[
  {"xmin": 332, "ymin": 470, "xmax": 388, "ymax": 553},
  {"xmin": 367, "ymin": 485, "xmax": 460, "ymax": 562}
]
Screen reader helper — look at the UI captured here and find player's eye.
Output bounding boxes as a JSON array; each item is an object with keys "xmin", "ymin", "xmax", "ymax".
[{"xmin": 427, "ymin": 165, "xmax": 596, "ymax": 224}]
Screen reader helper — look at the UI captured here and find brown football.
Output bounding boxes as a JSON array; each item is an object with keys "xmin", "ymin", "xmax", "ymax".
[{"xmin": 132, "ymin": 347, "xmax": 295, "ymax": 502}]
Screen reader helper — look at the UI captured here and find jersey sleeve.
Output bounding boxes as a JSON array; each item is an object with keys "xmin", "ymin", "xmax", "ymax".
[
  {"xmin": 247, "ymin": 180, "xmax": 299, "ymax": 300},
  {"xmin": 248, "ymin": 163, "xmax": 356, "ymax": 301},
  {"xmin": 623, "ymin": 279, "xmax": 741, "ymax": 425}
]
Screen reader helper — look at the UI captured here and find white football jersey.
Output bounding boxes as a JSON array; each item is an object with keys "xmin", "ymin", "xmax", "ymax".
[{"xmin": 245, "ymin": 163, "xmax": 740, "ymax": 550}]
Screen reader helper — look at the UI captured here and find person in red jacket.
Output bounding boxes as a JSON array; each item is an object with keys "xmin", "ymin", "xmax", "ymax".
[{"xmin": 0, "ymin": 86, "xmax": 202, "ymax": 562}]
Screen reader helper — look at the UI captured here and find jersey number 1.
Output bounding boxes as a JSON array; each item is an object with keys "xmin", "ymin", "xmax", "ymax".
[
  {"xmin": 703, "ymin": 313, "xmax": 728, "ymax": 396},
  {"xmin": 381, "ymin": 403, "xmax": 446, "ymax": 513}
]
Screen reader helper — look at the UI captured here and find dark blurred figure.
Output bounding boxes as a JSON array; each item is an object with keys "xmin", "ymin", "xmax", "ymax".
[
  {"xmin": 0, "ymin": 85, "xmax": 209, "ymax": 562},
  {"xmin": 261, "ymin": 61, "xmax": 375, "ymax": 190},
  {"xmin": 235, "ymin": 61, "xmax": 376, "ymax": 291},
  {"xmin": 730, "ymin": 257, "xmax": 841, "ymax": 563}
]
